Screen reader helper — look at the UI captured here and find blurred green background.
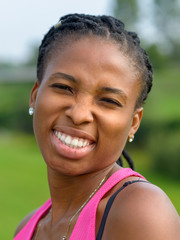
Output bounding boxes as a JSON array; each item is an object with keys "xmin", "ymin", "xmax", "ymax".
[{"xmin": 0, "ymin": 0, "xmax": 180, "ymax": 239}]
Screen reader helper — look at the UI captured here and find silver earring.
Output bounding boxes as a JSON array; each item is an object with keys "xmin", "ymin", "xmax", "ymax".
[
  {"xmin": 128, "ymin": 135, "xmax": 134, "ymax": 143},
  {"xmin": 29, "ymin": 107, "xmax": 34, "ymax": 115}
]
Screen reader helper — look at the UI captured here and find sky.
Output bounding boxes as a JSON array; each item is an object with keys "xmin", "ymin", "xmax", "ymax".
[{"xmin": 0, "ymin": 0, "xmax": 112, "ymax": 63}]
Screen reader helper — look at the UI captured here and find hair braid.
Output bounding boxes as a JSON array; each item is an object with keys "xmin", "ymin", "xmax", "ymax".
[{"xmin": 117, "ymin": 150, "xmax": 135, "ymax": 170}]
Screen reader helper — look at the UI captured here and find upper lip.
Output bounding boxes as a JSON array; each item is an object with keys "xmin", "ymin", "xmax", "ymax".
[{"xmin": 53, "ymin": 126, "xmax": 96, "ymax": 142}]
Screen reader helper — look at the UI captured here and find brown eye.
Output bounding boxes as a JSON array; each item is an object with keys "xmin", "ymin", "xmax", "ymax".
[
  {"xmin": 101, "ymin": 98, "xmax": 122, "ymax": 107},
  {"xmin": 50, "ymin": 83, "xmax": 73, "ymax": 94}
]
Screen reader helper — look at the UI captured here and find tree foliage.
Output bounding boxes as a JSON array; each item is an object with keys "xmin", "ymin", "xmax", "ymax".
[
  {"xmin": 113, "ymin": 0, "xmax": 180, "ymax": 60},
  {"xmin": 153, "ymin": 0, "xmax": 180, "ymax": 58},
  {"xmin": 24, "ymin": 43, "xmax": 39, "ymax": 67},
  {"xmin": 113, "ymin": 0, "xmax": 139, "ymax": 30}
]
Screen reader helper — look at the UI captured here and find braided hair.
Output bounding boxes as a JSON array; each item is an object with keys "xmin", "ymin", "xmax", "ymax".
[{"xmin": 36, "ymin": 13, "xmax": 153, "ymax": 170}]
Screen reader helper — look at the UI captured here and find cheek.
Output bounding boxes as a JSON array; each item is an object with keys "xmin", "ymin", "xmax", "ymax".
[
  {"xmin": 33, "ymin": 89, "xmax": 57, "ymax": 135},
  {"xmin": 35, "ymin": 86, "xmax": 62, "ymax": 118},
  {"xmin": 98, "ymin": 110, "xmax": 132, "ymax": 146},
  {"xmin": 92, "ymin": 111, "xmax": 133, "ymax": 167}
]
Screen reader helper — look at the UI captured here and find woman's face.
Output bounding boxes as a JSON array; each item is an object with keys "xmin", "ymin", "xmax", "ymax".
[{"xmin": 30, "ymin": 37, "xmax": 143, "ymax": 175}]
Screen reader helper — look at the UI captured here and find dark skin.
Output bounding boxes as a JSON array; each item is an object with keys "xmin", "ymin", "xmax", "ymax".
[{"xmin": 15, "ymin": 37, "xmax": 180, "ymax": 239}]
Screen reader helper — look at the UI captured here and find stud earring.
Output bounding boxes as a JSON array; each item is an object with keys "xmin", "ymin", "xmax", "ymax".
[
  {"xmin": 29, "ymin": 107, "xmax": 34, "ymax": 115},
  {"xmin": 128, "ymin": 135, "xmax": 134, "ymax": 143}
]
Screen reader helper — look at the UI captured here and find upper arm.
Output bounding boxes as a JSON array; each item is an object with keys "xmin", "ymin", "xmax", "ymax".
[
  {"xmin": 14, "ymin": 209, "xmax": 38, "ymax": 237},
  {"xmin": 103, "ymin": 183, "xmax": 180, "ymax": 240}
]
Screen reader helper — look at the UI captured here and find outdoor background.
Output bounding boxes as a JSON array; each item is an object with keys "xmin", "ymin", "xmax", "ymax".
[{"xmin": 0, "ymin": 0, "xmax": 180, "ymax": 239}]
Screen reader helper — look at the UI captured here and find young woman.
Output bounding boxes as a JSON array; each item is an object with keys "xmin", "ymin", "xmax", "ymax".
[{"xmin": 14, "ymin": 14, "xmax": 180, "ymax": 240}]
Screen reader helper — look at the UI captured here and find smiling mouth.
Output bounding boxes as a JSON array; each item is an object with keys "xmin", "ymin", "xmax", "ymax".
[{"xmin": 54, "ymin": 130, "xmax": 93, "ymax": 149}]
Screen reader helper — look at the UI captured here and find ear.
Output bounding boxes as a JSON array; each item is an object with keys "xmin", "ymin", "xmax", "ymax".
[
  {"xmin": 129, "ymin": 107, "xmax": 143, "ymax": 137},
  {"xmin": 29, "ymin": 81, "xmax": 40, "ymax": 108}
]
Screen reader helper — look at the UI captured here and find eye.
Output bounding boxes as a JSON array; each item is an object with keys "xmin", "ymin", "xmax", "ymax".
[
  {"xmin": 100, "ymin": 98, "xmax": 122, "ymax": 107},
  {"xmin": 50, "ymin": 83, "xmax": 73, "ymax": 94}
]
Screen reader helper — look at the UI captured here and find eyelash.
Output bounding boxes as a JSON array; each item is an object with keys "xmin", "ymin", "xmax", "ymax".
[
  {"xmin": 100, "ymin": 98, "xmax": 122, "ymax": 107},
  {"xmin": 50, "ymin": 83, "xmax": 73, "ymax": 93}
]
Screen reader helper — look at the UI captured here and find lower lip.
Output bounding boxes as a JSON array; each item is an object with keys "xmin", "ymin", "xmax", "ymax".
[{"xmin": 50, "ymin": 131, "xmax": 95, "ymax": 160}]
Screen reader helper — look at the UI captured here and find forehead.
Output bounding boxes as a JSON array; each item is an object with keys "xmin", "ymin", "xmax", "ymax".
[
  {"xmin": 46, "ymin": 37, "xmax": 136, "ymax": 75},
  {"xmin": 43, "ymin": 36, "xmax": 141, "ymax": 95}
]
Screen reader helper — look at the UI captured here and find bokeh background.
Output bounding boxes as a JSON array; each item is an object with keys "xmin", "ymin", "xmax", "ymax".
[{"xmin": 0, "ymin": 0, "xmax": 180, "ymax": 239}]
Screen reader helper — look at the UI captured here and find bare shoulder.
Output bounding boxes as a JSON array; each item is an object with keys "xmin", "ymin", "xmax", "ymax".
[
  {"xmin": 103, "ymin": 181, "xmax": 180, "ymax": 240},
  {"xmin": 14, "ymin": 208, "xmax": 38, "ymax": 237}
]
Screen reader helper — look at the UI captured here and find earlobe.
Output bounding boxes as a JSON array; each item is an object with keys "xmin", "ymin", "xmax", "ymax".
[
  {"xmin": 29, "ymin": 81, "xmax": 40, "ymax": 108},
  {"xmin": 129, "ymin": 107, "xmax": 143, "ymax": 137}
]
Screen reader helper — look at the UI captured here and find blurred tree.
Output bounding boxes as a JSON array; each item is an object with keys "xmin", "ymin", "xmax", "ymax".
[
  {"xmin": 113, "ymin": 0, "xmax": 180, "ymax": 61},
  {"xmin": 113, "ymin": 0, "xmax": 139, "ymax": 30},
  {"xmin": 152, "ymin": 0, "xmax": 180, "ymax": 61},
  {"xmin": 24, "ymin": 43, "xmax": 39, "ymax": 67},
  {"xmin": 0, "ymin": 61, "xmax": 16, "ymax": 69}
]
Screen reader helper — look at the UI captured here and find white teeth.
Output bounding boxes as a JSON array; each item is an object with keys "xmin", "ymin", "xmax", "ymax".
[
  {"xmin": 83, "ymin": 140, "xmax": 88, "ymax": 147},
  {"xmin": 54, "ymin": 130, "xmax": 91, "ymax": 148},
  {"xmin": 71, "ymin": 138, "xmax": 78, "ymax": 148},
  {"xmin": 77, "ymin": 140, "xmax": 83, "ymax": 147},
  {"xmin": 61, "ymin": 134, "xmax": 66, "ymax": 142},
  {"xmin": 58, "ymin": 132, "xmax": 61, "ymax": 139},
  {"xmin": 65, "ymin": 136, "xmax": 72, "ymax": 145}
]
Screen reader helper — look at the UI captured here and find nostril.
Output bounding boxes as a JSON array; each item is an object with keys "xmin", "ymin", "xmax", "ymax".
[{"xmin": 65, "ymin": 104, "xmax": 93, "ymax": 125}]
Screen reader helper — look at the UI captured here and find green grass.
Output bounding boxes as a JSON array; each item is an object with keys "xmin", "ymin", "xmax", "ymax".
[
  {"xmin": 0, "ymin": 82, "xmax": 33, "ymax": 111},
  {"xmin": 143, "ymin": 68, "xmax": 180, "ymax": 122},
  {"xmin": 0, "ymin": 132, "xmax": 49, "ymax": 239},
  {"xmin": 0, "ymin": 133, "xmax": 180, "ymax": 239}
]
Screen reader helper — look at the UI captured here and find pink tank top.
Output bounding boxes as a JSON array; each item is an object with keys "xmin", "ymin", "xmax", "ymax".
[{"xmin": 14, "ymin": 168, "xmax": 145, "ymax": 240}]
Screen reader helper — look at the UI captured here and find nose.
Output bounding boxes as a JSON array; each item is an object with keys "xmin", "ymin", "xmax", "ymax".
[{"xmin": 65, "ymin": 102, "xmax": 94, "ymax": 125}]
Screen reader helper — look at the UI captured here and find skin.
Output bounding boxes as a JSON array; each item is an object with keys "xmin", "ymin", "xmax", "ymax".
[{"xmin": 15, "ymin": 37, "xmax": 180, "ymax": 239}]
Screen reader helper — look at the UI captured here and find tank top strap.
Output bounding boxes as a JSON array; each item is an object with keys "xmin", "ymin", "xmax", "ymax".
[
  {"xmin": 96, "ymin": 180, "xmax": 150, "ymax": 240},
  {"xmin": 14, "ymin": 199, "xmax": 52, "ymax": 240},
  {"xmin": 70, "ymin": 168, "xmax": 145, "ymax": 240},
  {"xmin": 14, "ymin": 168, "xmax": 145, "ymax": 240}
]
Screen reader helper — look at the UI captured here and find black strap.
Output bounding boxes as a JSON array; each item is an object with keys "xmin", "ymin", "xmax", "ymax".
[{"xmin": 96, "ymin": 180, "xmax": 150, "ymax": 240}]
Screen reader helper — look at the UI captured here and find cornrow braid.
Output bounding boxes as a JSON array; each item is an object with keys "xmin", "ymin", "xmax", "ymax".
[
  {"xmin": 117, "ymin": 150, "xmax": 135, "ymax": 170},
  {"xmin": 36, "ymin": 13, "xmax": 153, "ymax": 169}
]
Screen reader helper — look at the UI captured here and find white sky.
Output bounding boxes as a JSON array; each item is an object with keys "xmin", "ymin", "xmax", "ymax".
[{"xmin": 0, "ymin": 0, "xmax": 113, "ymax": 63}]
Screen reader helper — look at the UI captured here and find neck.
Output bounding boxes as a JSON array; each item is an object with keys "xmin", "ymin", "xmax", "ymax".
[{"xmin": 47, "ymin": 164, "xmax": 118, "ymax": 225}]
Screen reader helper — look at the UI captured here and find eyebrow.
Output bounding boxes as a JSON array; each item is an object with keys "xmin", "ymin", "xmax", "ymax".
[
  {"xmin": 48, "ymin": 72, "xmax": 77, "ymax": 83},
  {"xmin": 49, "ymin": 72, "xmax": 127, "ymax": 101},
  {"xmin": 100, "ymin": 87, "xmax": 127, "ymax": 100}
]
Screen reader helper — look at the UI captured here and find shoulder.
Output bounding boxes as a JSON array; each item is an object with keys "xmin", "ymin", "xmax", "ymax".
[
  {"xmin": 103, "ymin": 181, "xmax": 180, "ymax": 240},
  {"xmin": 14, "ymin": 208, "xmax": 38, "ymax": 237}
]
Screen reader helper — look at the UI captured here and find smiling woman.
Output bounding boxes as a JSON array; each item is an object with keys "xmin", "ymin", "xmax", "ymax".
[{"xmin": 13, "ymin": 14, "xmax": 180, "ymax": 240}]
